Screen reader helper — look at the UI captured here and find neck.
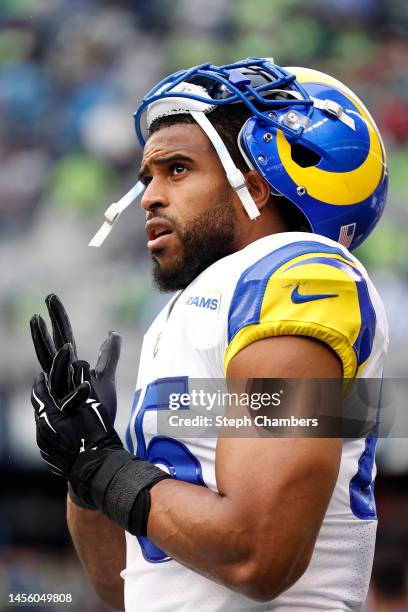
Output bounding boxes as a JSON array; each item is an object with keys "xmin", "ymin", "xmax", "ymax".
[{"xmin": 234, "ymin": 201, "xmax": 288, "ymax": 251}]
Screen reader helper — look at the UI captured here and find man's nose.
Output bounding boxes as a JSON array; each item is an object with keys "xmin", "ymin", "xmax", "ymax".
[{"xmin": 141, "ymin": 178, "xmax": 169, "ymax": 213}]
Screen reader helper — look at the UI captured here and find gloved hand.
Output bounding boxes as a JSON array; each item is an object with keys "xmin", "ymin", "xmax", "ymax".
[
  {"xmin": 31, "ymin": 351, "xmax": 123, "ymax": 499},
  {"xmin": 30, "ymin": 294, "xmax": 122, "ymax": 507},
  {"xmin": 31, "ymin": 346, "xmax": 170, "ymax": 533},
  {"xmin": 30, "ymin": 294, "xmax": 122, "ymax": 425}
]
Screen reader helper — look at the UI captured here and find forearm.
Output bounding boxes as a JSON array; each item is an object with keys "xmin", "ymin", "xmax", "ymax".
[
  {"xmin": 67, "ymin": 496, "xmax": 126, "ymax": 610},
  {"xmin": 147, "ymin": 479, "xmax": 296, "ymax": 600}
]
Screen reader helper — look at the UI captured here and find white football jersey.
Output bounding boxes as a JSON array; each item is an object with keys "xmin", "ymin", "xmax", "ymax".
[{"xmin": 121, "ymin": 232, "xmax": 388, "ymax": 611}]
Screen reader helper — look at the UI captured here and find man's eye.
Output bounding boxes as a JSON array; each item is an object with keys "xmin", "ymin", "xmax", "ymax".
[
  {"xmin": 172, "ymin": 164, "xmax": 186, "ymax": 175},
  {"xmin": 142, "ymin": 176, "xmax": 152, "ymax": 186}
]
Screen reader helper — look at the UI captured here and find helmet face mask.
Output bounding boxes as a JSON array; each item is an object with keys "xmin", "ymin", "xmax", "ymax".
[
  {"xmin": 129, "ymin": 58, "xmax": 388, "ymax": 251},
  {"xmin": 134, "ymin": 58, "xmax": 315, "ymax": 146}
]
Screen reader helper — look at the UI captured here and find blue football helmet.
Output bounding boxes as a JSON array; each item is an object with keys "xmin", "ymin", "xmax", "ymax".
[{"xmin": 89, "ymin": 58, "xmax": 387, "ymax": 250}]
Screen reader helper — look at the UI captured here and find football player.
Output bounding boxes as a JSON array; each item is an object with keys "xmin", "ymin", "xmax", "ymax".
[{"xmin": 30, "ymin": 58, "xmax": 388, "ymax": 611}]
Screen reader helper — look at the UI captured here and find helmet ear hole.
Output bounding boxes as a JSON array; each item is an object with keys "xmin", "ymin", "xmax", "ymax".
[{"xmin": 291, "ymin": 143, "xmax": 321, "ymax": 168}]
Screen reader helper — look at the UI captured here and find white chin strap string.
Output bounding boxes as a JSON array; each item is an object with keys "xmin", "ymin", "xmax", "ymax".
[
  {"xmin": 190, "ymin": 110, "xmax": 260, "ymax": 221},
  {"xmin": 89, "ymin": 181, "xmax": 145, "ymax": 247}
]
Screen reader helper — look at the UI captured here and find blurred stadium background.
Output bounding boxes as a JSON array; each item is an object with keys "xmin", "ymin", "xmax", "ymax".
[{"xmin": 0, "ymin": 0, "xmax": 407, "ymax": 610}]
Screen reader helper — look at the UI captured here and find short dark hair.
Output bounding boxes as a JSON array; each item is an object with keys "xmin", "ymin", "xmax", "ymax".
[{"xmin": 148, "ymin": 105, "xmax": 310, "ymax": 232}]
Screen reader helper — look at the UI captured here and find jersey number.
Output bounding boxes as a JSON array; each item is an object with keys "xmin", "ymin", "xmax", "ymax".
[{"xmin": 126, "ymin": 377, "xmax": 205, "ymax": 563}]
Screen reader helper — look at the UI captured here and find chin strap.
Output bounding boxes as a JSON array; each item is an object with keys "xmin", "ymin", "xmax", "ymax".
[
  {"xmin": 190, "ymin": 110, "xmax": 260, "ymax": 220},
  {"xmin": 89, "ymin": 181, "xmax": 145, "ymax": 247}
]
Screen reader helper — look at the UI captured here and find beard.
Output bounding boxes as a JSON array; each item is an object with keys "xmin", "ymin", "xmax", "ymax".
[{"xmin": 151, "ymin": 193, "xmax": 237, "ymax": 292}]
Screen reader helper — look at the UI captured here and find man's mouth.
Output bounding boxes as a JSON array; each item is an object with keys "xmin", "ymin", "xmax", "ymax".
[{"xmin": 145, "ymin": 218, "xmax": 174, "ymax": 251}]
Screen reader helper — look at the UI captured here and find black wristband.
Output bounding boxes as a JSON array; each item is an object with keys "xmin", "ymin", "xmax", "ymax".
[
  {"xmin": 128, "ymin": 489, "xmax": 151, "ymax": 537},
  {"xmin": 69, "ymin": 448, "xmax": 171, "ymax": 534},
  {"xmin": 102, "ymin": 457, "xmax": 171, "ymax": 533}
]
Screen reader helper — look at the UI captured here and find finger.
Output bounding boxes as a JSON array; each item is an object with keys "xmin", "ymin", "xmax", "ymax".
[
  {"xmin": 37, "ymin": 434, "xmax": 73, "ymax": 477},
  {"xmin": 94, "ymin": 331, "xmax": 122, "ymax": 378},
  {"xmin": 90, "ymin": 365, "xmax": 117, "ymax": 426},
  {"xmin": 45, "ymin": 294, "xmax": 77, "ymax": 356},
  {"xmin": 72, "ymin": 360, "xmax": 92, "ymax": 387},
  {"xmin": 30, "ymin": 315, "xmax": 55, "ymax": 374},
  {"xmin": 60, "ymin": 381, "xmax": 91, "ymax": 415},
  {"xmin": 39, "ymin": 449, "xmax": 65, "ymax": 476},
  {"xmin": 81, "ymin": 398, "xmax": 109, "ymax": 435},
  {"xmin": 49, "ymin": 344, "xmax": 74, "ymax": 401},
  {"xmin": 31, "ymin": 372, "xmax": 53, "ymax": 415}
]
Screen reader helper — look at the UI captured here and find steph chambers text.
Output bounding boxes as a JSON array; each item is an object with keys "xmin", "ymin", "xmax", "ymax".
[{"xmin": 168, "ymin": 414, "xmax": 319, "ymax": 429}]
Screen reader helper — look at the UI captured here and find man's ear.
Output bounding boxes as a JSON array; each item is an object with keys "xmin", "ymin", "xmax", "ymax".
[{"xmin": 245, "ymin": 171, "xmax": 271, "ymax": 211}]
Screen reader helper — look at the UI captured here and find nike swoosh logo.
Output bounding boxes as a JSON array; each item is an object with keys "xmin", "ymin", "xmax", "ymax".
[{"xmin": 291, "ymin": 284, "xmax": 339, "ymax": 303}]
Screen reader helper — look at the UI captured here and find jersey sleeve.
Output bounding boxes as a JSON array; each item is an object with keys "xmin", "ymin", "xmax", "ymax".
[{"xmin": 224, "ymin": 241, "xmax": 376, "ymax": 378}]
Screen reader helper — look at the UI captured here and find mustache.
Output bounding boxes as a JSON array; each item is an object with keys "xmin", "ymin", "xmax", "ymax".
[{"xmin": 146, "ymin": 212, "xmax": 179, "ymax": 231}]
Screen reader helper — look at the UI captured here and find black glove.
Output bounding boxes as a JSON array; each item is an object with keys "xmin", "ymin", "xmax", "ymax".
[
  {"xmin": 30, "ymin": 294, "xmax": 122, "ymax": 508},
  {"xmin": 31, "ymin": 352, "xmax": 170, "ymax": 534},
  {"xmin": 30, "ymin": 294, "xmax": 121, "ymax": 424},
  {"xmin": 31, "ymin": 351, "xmax": 122, "ymax": 473}
]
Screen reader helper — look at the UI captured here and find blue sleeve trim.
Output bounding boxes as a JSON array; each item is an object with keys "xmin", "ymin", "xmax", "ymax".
[{"xmin": 349, "ymin": 436, "xmax": 378, "ymax": 520}]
